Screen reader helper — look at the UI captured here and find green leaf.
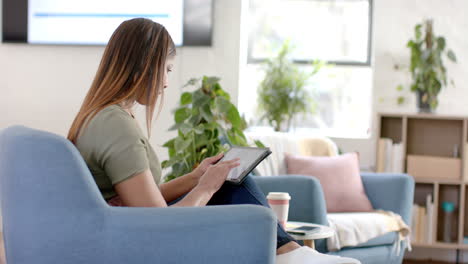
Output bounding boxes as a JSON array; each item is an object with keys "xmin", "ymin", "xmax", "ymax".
[
  {"xmin": 192, "ymin": 90, "xmax": 210, "ymax": 107},
  {"xmin": 183, "ymin": 78, "xmax": 199, "ymax": 88},
  {"xmin": 213, "ymin": 83, "xmax": 231, "ymax": 100},
  {"xmin": 225, "ymin": 127, "xmax": 248, "ymax": 146},
  {"xmin": 226, "ymin": 105, "xmax": 243, "ymax": 128},
  {"xmin": 174, "ymin": 138, "xmax": 191, "ymax": 153},
  {"xmin": 194, "ymin": 124, "xmax": 205, "ymax": 134},
  {"xmin": 161, "ymin": 156, "xmax": 180, "ymax": 169},
  {"xmin": 180, "ymin": 92, "xmax": 192, "ymax": 105},
  {"xmin": 168, "ymin": 147, "xmax": 176, "ymax": 158},
  {"xmin": 430, "ymin": 98, "xmax": 438, "ymax": 109},
  {"xmin": 200, "ymin": 104, "xmax": 214, "ymax": 122},
  {"xmin": 168, "ymin": 123, "xmax": 181, "ymax": 131},
  {"xmin": 254, "ymin": 140, "xmax": 266, "ymax": 148},
  {"xmin": 163, "ymin": 138, "xmax": 175, "ymax": 148},
  {"xmin": 447, "ymin": 49, "xmax": 457, "ymax": 62},
  {"xmin": 396, "ymin": 85, "xmax": 404, "ymax": 91},
  {"xmin": 179, "ymin": 123, "xmax": 193, "ymax": 136},
  {"xmin": 397, "ymin": 96, "xmax": 405, "ymax": 105},
  {"xmin": 414, "ymin": 24, "xmax": 422, "ymax": 40},
  {"xmin": 214, "ymin": 97, "xmax": 232, "ymax": 114},
  {"xmin": 204, "ymin": 76, "xmax": 221, "ymax": 86},
  {"xmin": 175, "ymin": 107, "xmax": 191, "ymax": 123},
  {"xmin": 450, "ymin": 79, "xmax": 456, "ymax": 87},
  {"xmin": 171, "ymin": 161, "xmax": 190, "ymax": 177},
  {"xmin": 199, "ymin": 148, "xmax": 208, "ymax": 160},
  {"xmin": 436, "ymin": 37, "xmax": 446, "ymax": 51},
  {"xmin": 188, "ymin": 114, "xmax": 202, "ymax": 126}
]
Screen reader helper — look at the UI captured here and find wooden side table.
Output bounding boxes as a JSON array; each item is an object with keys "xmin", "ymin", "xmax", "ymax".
[{"xmin": 286, "ymin": 221, "xmax": 334, "ymax": 249}]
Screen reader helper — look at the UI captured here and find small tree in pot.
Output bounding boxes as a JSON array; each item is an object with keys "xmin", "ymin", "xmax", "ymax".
[
  {"xmin": 257, "ymin": 42, "xmax": 323, "ymax": 132},
  {"xmin": 398, "ymin": 19, "xmax": 457, "ymax": 112}
]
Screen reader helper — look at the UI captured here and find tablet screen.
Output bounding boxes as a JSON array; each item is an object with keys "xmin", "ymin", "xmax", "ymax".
[{"xmin": 219, "ymin": 147, "xmax": 269, "ymax": 181}]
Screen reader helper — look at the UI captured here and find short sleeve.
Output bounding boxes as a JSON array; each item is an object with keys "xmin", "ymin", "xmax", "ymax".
[{"xmin": 97, "ymin": 113, "xmax": 150, "ymax": 185}]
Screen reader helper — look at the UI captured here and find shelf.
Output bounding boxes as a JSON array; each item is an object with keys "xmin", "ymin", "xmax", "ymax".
[
  {"xmin": 412, "ymin": 242, "xmax": 462, "ymax": 249},
  {"xmin": 414, "ymin": 178, "xmax": 462, "ymax": 185},
  {"xmin": 407, "ymin": 118, "xmax": 463, "ymax": 158},
  {"xmin": 379, "ymin": 112, "xmax": 467, "ymax": 120},
  {"xmin": 464, "ymin": 185, "xmax": 468, "ymax": 243},
  {"xmin": 377, "ymin": 113, "xmax": 468, "ymax": 252},
  {"xmin": 437, "ymin": 185, "xmax": 460, "ymax": 243},
  {"xmin": 380, "ymin": 116, "xmax": 403, "ymax": 144}
]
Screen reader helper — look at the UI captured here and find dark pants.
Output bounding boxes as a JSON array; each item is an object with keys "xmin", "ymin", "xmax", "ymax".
[{"xmin": 206, "ymin": 176, "xmax": 296, "ymax": 249}]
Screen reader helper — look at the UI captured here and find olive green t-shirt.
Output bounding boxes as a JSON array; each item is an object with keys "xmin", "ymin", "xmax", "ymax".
[{"xmin": 75, "ymin": 104, "xmax": 162, "ymax": 200}]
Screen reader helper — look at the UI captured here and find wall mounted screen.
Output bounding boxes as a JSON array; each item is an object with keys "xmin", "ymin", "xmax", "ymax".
[{"xmin": 2, "ymin": 0, "xmax": 212, "ymax": 46}]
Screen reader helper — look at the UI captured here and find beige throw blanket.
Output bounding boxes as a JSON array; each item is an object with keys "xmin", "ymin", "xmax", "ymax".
[{"xmin": 327, "ymin": 211, "xmax": 411, "ymax": 255}]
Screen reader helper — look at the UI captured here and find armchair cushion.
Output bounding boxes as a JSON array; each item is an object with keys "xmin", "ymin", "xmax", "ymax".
[
  {"xmin": 285, "ymin": 153, "xmax": 373, "ymax": 212},
  {"xmin": 326, "ymin": 212, "xmax": 409, "ymax": 251},
  {"xmin": 355, "ymin": 232, "xmax": 397, "ymax": 248}
]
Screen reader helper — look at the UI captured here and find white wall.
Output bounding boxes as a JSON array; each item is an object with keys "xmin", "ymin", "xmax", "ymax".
[
  {"xmin": 0, "ymin": 0, "xmax": 243, "ymax": 163},
  {"xmin": 333, "ymin": 0, "xmax": 468, "ymax": 173},
  {"xmin": 373, "ymin": 0, "xmax": 468, "ymax": 115}
]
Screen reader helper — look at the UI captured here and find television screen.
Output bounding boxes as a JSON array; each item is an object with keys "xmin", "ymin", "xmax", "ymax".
[{"xmin": 2, "ymin": 0, "xmax": 212, "ymax": 46}]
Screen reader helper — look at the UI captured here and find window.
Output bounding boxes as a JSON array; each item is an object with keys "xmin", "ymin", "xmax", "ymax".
[
  {"xmin": 239, "ymin": 0, "xmax": 373, "ymax": 138},
  {"xmin": 248, "ymin": 0, "xmax": 372, "ymax": 65}
]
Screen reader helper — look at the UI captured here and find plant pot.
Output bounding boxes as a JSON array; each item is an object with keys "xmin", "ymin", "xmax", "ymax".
[{"xmin": 417, "ymin": 90, "xmax": 433, "ymax": 113}]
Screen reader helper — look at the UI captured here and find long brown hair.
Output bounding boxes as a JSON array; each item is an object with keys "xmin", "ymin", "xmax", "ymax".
[{"xmin": 68, "ymin": 18, "xmax": 176, "ymax": 143}]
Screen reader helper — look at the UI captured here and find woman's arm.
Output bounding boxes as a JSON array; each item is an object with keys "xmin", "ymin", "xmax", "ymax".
[
  {"xmin": 114, "ymin": 159, "xmax": 239, "ymax": 207},
  {"xmin": 159, "ymin": 172, "xmax": 199, "ymax": 203},
  {"xmin": 159, "ymin": 153, "xmax": 225, "ymax": 202}
]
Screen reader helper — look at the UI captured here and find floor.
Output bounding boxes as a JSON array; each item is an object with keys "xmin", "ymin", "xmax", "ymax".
[
  {"xmin": 0, "ymin": 232, "xmax": 4, "ymax": 264},
  {"xmin": 404, "ymin": 260, "xmax": 463, "ymax": 264},
  {"xmin": 0, "ymin": 237, "xmax": 462, "ymax": 264}
]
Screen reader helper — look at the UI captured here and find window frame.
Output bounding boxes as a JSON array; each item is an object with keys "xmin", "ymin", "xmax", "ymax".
[{"xmin": 247, "ymin": 0, "xmax": 374, "ymax": 67}]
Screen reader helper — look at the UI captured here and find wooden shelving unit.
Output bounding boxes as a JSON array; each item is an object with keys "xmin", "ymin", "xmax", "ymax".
[{"xmin": 378, "ymin": 113, "xmax": 468, "ymax": 251}]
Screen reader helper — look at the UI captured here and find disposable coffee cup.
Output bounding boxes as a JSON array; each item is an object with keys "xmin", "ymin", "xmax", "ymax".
[{"xmin": 267, "ymin": 192, "xmax": 291, "ymax": 228}]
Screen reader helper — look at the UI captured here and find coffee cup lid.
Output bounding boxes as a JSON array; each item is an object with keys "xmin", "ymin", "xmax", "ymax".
[{"xmin": 267, "ymin": 192, "xmax": 291, "ymax": 200}]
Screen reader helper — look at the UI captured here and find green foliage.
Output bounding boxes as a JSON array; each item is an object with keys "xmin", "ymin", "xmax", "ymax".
[
  {"xmin": 162, "ymin": 76, "xmax": 264, "ymax": 181},
  {"xmin": 257, "ymin": 41, "xmax": 324, "ymax": 132},
  {"xmin": 397, "ymin": 19, "xmax": 457, "ymax": 110}
]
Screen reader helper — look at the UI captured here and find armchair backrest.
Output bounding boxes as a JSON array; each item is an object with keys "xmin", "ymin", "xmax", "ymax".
[{"xmin": 0, "ymin": 126, "xmax": 107, "ymax": 263}]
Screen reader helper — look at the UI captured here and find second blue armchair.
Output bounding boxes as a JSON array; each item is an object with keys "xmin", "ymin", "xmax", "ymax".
[{"xmin": 254, "ymin": 173, "xmax": 414, "ymax": 264}]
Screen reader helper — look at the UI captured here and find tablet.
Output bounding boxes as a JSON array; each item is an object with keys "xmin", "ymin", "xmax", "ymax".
[
  {"xmin": 218, "ymin": 146, "xmax": 272, "ymax": 184},
  {"xmin": 287, "ymin": 226, "xmax": 319, "ymax": 235}
]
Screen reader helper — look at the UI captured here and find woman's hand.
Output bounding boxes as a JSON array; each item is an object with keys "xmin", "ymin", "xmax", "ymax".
[
  {"xmin": 196, "ymin": 158, "xmax": 240, "ymax": 195},
  {"xmin": 192, "ymin": 153, "xmax": 225, "ymax": 181}
]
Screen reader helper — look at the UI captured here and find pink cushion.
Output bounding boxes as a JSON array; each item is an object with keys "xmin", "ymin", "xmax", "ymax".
[{"xmin": 285, "ymin": 152, "xmax": 373, "ymax": 213}]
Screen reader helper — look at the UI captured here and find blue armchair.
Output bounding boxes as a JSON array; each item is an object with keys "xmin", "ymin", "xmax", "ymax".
[
  {"xmin": 254, "ymin": 173, "xmax": 414, "ymax": 264},
  {"xmin": 0, "ymin": 126, "xmax": 277, "ymax": 264}
]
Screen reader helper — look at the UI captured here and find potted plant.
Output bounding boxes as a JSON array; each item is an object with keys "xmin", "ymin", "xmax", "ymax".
[
  {"xmin": 397, "ymin": 19, "xmax": 457, "ymax": 112},
  {"xmin": 257, "ymin": 41, "xmax": 323, "ymax": 131},
  {"xmin": 162, "ymin": 76, "xmax": 264, "ymax": 181}
]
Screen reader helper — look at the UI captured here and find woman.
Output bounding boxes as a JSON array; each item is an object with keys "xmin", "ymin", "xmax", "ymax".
[{"xmin": 68, "ymin": 18, "xmax": 359, "ymax": 264}]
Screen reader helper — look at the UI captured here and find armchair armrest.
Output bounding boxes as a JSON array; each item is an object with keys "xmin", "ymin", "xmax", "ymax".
[
  {"xmin": 105, "ymin": 205, "xmax": 276, "ymax": 264},
  {"xmin": 253, "ymin": 175, "xmax": 328, "ymax": 252},
  {"xmin": 253, "ymin": 175, "xmax": 328, "ymax": 226},
  {"xmin": 361, "ymin": 173, "xmax": 415, "ymax": 224}
]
